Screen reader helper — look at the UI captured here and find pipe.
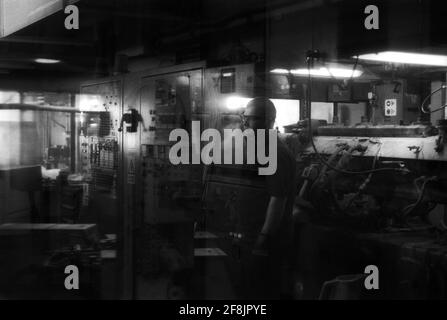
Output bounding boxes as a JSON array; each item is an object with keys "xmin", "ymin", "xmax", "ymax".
[
  {"xmin": 0, "ymin": 103, "xmax": 81, "ymax": 113},
  {"xmin": 0, "ymin": 36, "xmax": 93, "ymax": 47}
]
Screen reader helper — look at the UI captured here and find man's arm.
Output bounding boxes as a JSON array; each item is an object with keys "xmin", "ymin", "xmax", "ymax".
[
  {"xmin": 253, "ymin": 196, "xmax": 286, "ymax": 255},
  {"xmin": 261, "ymin": 196, "xmax": 287, "ymax": 235}
]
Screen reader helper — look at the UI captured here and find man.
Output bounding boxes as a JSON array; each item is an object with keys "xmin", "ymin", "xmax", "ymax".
[{"xmin": 240, "ymin": 97, "xmax": 297, "ymax": 299}]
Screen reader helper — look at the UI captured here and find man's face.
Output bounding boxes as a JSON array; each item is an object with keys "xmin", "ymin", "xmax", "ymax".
[{"xmin": 242, "ymin": 115, "xmax": 268, "ymax": 130}]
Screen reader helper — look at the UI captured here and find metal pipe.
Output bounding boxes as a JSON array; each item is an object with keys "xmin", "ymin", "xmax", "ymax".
[
  {"xmin": 0, "ymin": 36, "xmax": 93, "ymax": 47},
  {"xmin": 0, "ymin": 103, "xmax": 81, "ymax": 113}
]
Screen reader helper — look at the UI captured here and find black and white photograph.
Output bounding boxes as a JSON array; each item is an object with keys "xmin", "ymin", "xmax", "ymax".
[{"xmin": 1, "ymin": 0, "xmax": 447, "ymax": 305}]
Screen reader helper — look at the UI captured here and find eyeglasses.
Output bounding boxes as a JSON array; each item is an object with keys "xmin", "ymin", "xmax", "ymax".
[{"xmin": 241, "ymin": 115, "xmax": 264, "ymax": 123}]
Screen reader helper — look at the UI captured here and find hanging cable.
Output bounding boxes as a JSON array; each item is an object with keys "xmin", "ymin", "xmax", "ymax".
[
  {"xmin": 401, "ymin": 176, "xmax": 437, "ymax": 218},
  {"xmin": 344, "ymin": 144, "xmax": 382, "ymax": 211},
  {"xmin": 420, "ymin": 84, "xmax": 447, "ymax": 114}
]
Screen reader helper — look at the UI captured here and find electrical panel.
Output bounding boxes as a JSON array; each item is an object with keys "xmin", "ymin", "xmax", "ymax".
[
  {"xmin": 140, "ymin": 70, "xmax": 203, "ymax": 223},
  {"xmin": 373, "ymin": 80, "xmax": 420, "ymax": 125},
  {"xmin": 141, "ymin": 71, "xmax": 202, "ymax": 145},
  {"xmin": 203, "ymin": 169, "xmax": 270, "ymax": 243},
  {"xmin": 204, "ymin": 63, "xmax": 255, "ymax": 132},
  {"xmin": 78, "ymin": 81, "xmax": 122, "ymax": 193}
]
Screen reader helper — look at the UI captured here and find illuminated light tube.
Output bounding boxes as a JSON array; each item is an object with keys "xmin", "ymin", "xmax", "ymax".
[
  {"xmin": 226, "ymin": 96, "xmax": 251, "ymax": 110},
  {"xmin": 356, "ymin": 51, "xmax": 447, "ymax": 66},
  {"xmin": 35, "ymin": 58, "xmax": 60, "ymax": 64},
  {"xmin": 290, "ymin": 67, "xmax": 363, "ymax": 78},
  {"xmin": 270, "ymin": 68, "xmax": 290, "ymax": 74}
]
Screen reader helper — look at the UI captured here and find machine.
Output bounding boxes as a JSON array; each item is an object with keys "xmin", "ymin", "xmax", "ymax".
[
  {"xmin": 74, "ymin": 58, "xmax": 447, "ymax": 299},
  {"xmin": 283, "ymin": 68, "xmax": 447, "ymax": 299}
]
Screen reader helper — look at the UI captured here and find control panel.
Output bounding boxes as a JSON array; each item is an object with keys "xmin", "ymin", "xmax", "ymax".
[
  {"xmin": 140, "ymin": 70, "xmax": 203, "ymax": 223},
  {"xmin": 79, "ymin": 81, "xmax": 122, "ymax": 192}
]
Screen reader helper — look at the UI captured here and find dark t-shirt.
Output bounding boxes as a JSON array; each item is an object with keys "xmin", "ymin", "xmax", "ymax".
[
  {"xmin": 240, "ymin": 139, "xmax": 297, "ymax": 299},
  {"xmin": 265, "ymin": 139, "xmax": 297, "ymax": 247}
]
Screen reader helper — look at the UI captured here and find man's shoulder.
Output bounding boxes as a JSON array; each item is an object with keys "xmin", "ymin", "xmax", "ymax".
[{"xmin": 277, "ymin": 140, "xmax": 296, "ymax": 167}]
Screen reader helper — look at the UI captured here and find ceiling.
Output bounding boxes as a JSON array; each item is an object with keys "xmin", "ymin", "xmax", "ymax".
[
  {"xmin": 0, "ymin": 0, "xmax": 351, "ymax": 78},
  {"xmin": 1, "ymin": 0, "xmax": 446, "ymax": 83},
  {"xmin": 0, "ymin": 0, "xmax": 286, "ymax": 77}
]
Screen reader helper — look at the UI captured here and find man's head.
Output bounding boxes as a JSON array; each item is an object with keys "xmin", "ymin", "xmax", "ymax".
[{"xmin": 242, "ymin": 97, "xmax": 276, "ymax": 130}]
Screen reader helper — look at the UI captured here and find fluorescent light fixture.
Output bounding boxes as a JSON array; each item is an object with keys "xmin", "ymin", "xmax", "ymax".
[
  {"xmin": 226, "ymin": 96, "xmax": 251, "ymax": 110},
  {"xmin": 356, "ymin": 51, "xmax": 447, "ymax": 66},
  {"xmin": 35, "ymin": 58, "xmax": 60, "ymax": 64},
  {"xmin": 1, "ymin": 0, "xmax": 80, "ymax": 37},
  {"xmin": 290, "ymin": 67, "xmax": 362, "ymax": 78},
  {"xmin": 270, "ymin": 69, "xmax": 290, "ymax": 74}
]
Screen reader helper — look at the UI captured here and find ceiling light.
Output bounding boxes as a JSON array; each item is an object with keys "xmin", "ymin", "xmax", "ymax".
[
  {"xmin": 34, "ymin": 58, "xmax": 60, "ymax": 64},
  {"xmin": 356, "ymin": 51, "xmax": 447, "ymax": 66},
  {"xmin": 270, "ymin": 69, "xmax": 290, "ymax": 74},
  {"xmin": 290, "ymin": 67, "xmax": 362, "ymax": 78}
]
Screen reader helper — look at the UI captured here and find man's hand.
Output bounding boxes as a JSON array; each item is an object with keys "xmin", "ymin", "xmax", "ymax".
[{"xmin": 253, "ymin": 196, "xmax": 286, "ymax": 256}]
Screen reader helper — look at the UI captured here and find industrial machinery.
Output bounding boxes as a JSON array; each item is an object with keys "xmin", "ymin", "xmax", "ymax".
[
  {"xmin": 283, "ymin": 60, "xmax": 447, "ymax": 299},
  {"xmin": 134, "ymin": 63, "xmax": 265, "ymax": 299},
  {"xmin": 74, "ymin": 58, "xmax": 447, "ymax": 299},
  {"xmin": 75, "ymin": 62, "xmax": 269, "ymax": 298},
  {"xmin": 76, "ymin": 63, "xmax": 212, "ymax": 298},
  {"xmin": 0, "ymin": 87, "xmax": 126, "ymax": 299}
]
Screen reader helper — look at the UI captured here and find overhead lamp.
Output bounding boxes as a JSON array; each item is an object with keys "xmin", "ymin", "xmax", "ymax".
[
  {"xmin": 34, "ymin": 58, "xmax": 60, "ymax": 64},
  {"xmin": 356, "ymin": 51, "xmax": 447, "ymax": 67},
  {"xmin": 270, "ymin": 69, "xmax": 290, "ymax": 74},
  {"xmin": 290, "ymin": 67, "xmax": 363, "ymax": 78}
]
